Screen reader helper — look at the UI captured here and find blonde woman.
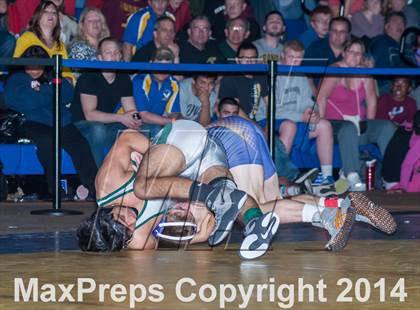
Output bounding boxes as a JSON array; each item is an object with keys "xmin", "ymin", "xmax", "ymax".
[{"xmin": 68, "ymin": 7, "xmax": 110, "ymax": 61}]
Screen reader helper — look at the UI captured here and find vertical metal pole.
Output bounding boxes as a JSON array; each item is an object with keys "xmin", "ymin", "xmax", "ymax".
[
  {"xmin": 53, "ymin": 54, "xmax": 62, "ymax": 210},
  {"xmin": 31, "ymin": 55, "xmax": 82, "ymax": 216},
  {"xmin": 268, "ymin": 60, "xmax": 277, "ymax": 160}
]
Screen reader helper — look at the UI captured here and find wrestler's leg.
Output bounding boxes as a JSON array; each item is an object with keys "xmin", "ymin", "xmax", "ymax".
[
  {"xmin": 238, "ymin": 193, "xmax": 356, "ymax": 259},
  {"xmin": 134, "ymin": 144, "xmax": 193, "ymax": 200},
  {"xmin": 289, "ymin": 194, "xmax": 396, "ymax": 235}
]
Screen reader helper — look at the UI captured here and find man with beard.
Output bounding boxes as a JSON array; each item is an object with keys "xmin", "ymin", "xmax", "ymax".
[{"xmin": 252, "ymin": 10, "xmax": 285, "ymax": 63}]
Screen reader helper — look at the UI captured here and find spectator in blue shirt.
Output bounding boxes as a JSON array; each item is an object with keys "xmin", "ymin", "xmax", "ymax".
[
  {"xmin": 302, "ymin": 16, "xmax": 351, "ymax": 87},
  {"xmin": 370, "ymin": 12, "xmax": 409, "ymax": 94},
  {"xmin": 134, "ymin": 47, "xmax": 181, "ymax": 137},
  {"xmin": 299, "ymin": 5, "xmax": 332, "ymax": 49},
  {"xmin": 4, "ymin": 46, "xmax": 97, "ymax": 198},
  {"xmin": 122, "ymin": 0, "xmax": 174, "ymax": 61}
]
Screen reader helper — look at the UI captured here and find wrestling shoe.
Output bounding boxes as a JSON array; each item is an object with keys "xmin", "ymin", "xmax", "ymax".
[
  {"xmin": 207, "ymin": 179, "xmax": 247, "ymax": 246},
  {"xmin": 239, "ymin": 212, "xmax": 280, "ymax": 260},
  {"xmin": 349, "ymin": 192, "xmax": 397, "ymax": 234},
  {"xmin": 315, "ymin": 199, "xmax": 356, "ymax": 251}
]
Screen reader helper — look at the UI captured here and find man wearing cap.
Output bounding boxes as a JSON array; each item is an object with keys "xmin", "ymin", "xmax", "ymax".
[{"xmin": 133, "ymin": 47, "xmax": 181, "ymax": 138}]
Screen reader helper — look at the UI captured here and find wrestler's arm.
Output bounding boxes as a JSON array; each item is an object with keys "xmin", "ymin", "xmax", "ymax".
[{"xmin": 117, "ymin": 130, "xmax": 151, "ymax": 155}]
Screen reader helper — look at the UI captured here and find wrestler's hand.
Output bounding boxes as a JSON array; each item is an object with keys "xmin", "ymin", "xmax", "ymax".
[
  {"xmin": 191, "ymin": 213, "xmax": 215, "ymax": 244},
  {"xmin": 121, "ymin": 111, "xmax": 143, "ymax": 129}
]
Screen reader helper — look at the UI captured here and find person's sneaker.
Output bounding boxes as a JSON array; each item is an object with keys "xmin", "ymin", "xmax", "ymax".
[
  {"xmin": 312, "ymin": 173, "xmax": 335, "ymax": 186},
  {"xmin": 279, "ymin": 184, "xmax": 302, "ymax": 197},
  {"xmin": 311, "ymin": 183, "xmax": 337, "ymax": 197},
  {"xmin": 295, "ymin": 168, "xmax": 319, "ymax": 184},
  {"xmin": 315, "ymin": 199, "xmax": 356, "ymax": 251},
  {"xmin": 238, "ymin": 212, "xmax": 280, "ymax": 260},
  {"xmin": 294, "ymin": 168, "xmax": 319, "ymax": 195},
  {"xmin": 349, "ymin": 192, "xmax": 397, "ymax": 234},
  {"xmin": 347, "ymin": 172, "xmax": 366, "ymax": 192},
  {"xmin": 207, "ymin": 179, "xmax": 247, "ymax": 246}
]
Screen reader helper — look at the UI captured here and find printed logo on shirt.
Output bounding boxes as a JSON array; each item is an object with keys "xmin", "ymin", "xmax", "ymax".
[
  {"xmin": 184, "ymin": 103, "xmax": 200, "ymax": 121},
  {"xmin": 206, "ymin": 56, "xmax": 217, "ymax": 64},
  {"xmin": 282, "ymin": 86, "xmax": 300, "ymax": 107},
  {"xmin": 388, "ymin": 106, "xmax": 404, "ymax": 117},
  {"xmin": 163, "ymin": 90, "xmax": 172, "ymax": 101}
]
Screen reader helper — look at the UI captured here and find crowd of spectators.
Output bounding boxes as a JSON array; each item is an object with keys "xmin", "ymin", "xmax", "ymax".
[{"xmin": 0, "ymin": 0, "xmax": 419, "ymax": 197}]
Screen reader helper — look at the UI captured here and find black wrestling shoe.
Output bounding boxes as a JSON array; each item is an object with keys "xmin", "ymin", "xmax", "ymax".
[
  {"xmin": 207, "ymin": 179, "xmax": 247, "ymax": 246},
  {"xmin": 238, "ymin": 212, "xmax": 280, "ymax": 260}
]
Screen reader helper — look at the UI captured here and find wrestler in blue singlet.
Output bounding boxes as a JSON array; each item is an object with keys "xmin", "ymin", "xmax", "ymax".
[{"xmin": 207, "ymin": 116, "xmax": 276, "ymax": 181}]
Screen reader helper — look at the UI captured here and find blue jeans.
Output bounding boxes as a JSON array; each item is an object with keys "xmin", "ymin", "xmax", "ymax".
[
  {"xmin": 74, "ymin": 121, "xmax": 125, "ymax": 167},
  {"xmin": 330, "ymin": 119, "xmax": 396, "ymax": 175},
  {"xmin": 275, "ymin": 137, "xmax": 300, "ymax": 181}
]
